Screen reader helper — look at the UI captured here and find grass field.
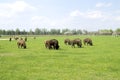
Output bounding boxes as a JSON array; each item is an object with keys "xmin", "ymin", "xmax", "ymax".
[{"xmin": 0, "ymin": 35, "xmax": 120, "ymax": 80}]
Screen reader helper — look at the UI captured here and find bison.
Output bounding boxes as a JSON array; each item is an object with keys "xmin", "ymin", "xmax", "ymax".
[
  {"xmin": 17, "ymin": 39, "xmax": 26, "ymax": 49},
  {"xmin": 14, "ymin": 37, "xmax": 19, "ymax": 40},
  {"xmin": 45, "ymin": 39, "xmax": 59, "ymax": 50},
  {"xmin": 24, "ymin": 37, "xmax": 27, "ymax": 42},
  {"xmin": 9, "ymin": 37, "xmax": 12, "ymax": 41},
  {"xmin": 64, "ymin": 38, "xmax": 71, "ymax": 45},
  {"xmin": 70, "ymin": 38, "xmax": 82, "ymax": 48},
  {"xmin": 83, "ymin": 38, "xmax": 93, "ymax": 46}
]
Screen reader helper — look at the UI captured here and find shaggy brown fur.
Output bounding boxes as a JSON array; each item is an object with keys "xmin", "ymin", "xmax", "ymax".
[
  {"xmin": 83, "ymin": 38, "xmax": 93, "ymax": 46},
  {"xmin": 64, "ymin": 38, "xmax": 71, "ymax": 45},
  {"xmin": 70, "ymin": 38, "xmax": 82, "ymax": 48},
  {"xmin": 45, "ymin": 39, "xmax": 59, "ymax": 50},
  {"xmin": 17, "ymin": 40, "xmax": 26, "ymax": 49}
]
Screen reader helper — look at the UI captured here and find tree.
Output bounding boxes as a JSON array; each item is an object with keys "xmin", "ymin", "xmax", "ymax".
[
  {"xmin": 50, "ymin": 29, "xmax": 61, "ymax": 35},
  {"xmin": 61, "ymin": 28, "xmax": 70, "ymax": 34},
  {"xmin": 0, "ymin": 29, "xmax": 3, "ymax": 35},
  {"xmin": 21, "ymin": 29, "xmax": 27, "ymax": 35},
  {"xmin": 15, "ymin": 28, "xmax": 20, "ymax": 35},
  {"xmin": 83, "ymin": 30, "xmax": 88, "ymax": 35},
  {"xmin": 71, "ymin": 29, "xmax": 77, "ymax": 35},
  {"xmin": 116, "ymin": 28, "xmax": 120, "ymax": 32},
  {"xmin": 2, "ymin": 30, "xmax": 6, "ymax": 35},
  {"xmin": 98, "ymin": 29, "xmax": 113, "ymax": 35},
  {"xmin": 113, "ymin": 28, "xmax": 120, "ymax": 36},
  {"xmin": 76, "ymin": 29, "xmax": 82, "ymax": 35},
  {"xmin": 35, "ymin": 28, "xmax": 41, "ymax": 35},
  {"xmin": 29, "ymin": 29, "xmax": 34, "ymax": 35},
  {"xmin": 41, "ymin": 28, "xmax": 48, "ymax": 35}
]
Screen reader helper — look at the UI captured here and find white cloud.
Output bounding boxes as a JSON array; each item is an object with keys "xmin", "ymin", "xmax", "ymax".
[
  {"xmin": 96, "ymin": 2, "xmax": 112, "ymax": 8},
  {"xmin": 0, "ymin": 1, "xmax": 119, "ymax": 31},
  {"xmin": 86, "ymin": 10, "xmax": 104, "ymax": 19},
  {"xmin": 70, "ymin": 10, "xmax": 104, "ymax": 19},
  {"xmin": 114, "ymin": 16, "xmax": 120, "ymax": 21},
  {"xmin": 70, "ymin": 10, "xmax": 84, "ymax": 17},
  {"xmin": 0, "ymin": 1, "xmax": 36, "ymax": 18}
]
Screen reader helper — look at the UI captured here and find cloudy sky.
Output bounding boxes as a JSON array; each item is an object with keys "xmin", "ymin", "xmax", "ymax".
[{"xmin": 0, "ymin": 0, "xmax": 120, "ymax": 31}]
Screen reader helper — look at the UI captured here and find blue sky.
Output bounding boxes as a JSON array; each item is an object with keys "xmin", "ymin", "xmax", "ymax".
[{"xmin": 0, "ymin": 0, "xmax": 120, "ymax": 31}]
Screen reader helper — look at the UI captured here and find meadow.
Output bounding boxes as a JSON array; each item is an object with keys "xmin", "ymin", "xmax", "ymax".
[{"xmin": 0, "ymin": 35, "xmax": 120, "ymax": 80}]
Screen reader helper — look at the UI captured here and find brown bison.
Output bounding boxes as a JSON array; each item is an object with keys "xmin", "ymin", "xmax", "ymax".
[
  {"xmin": 9, "ymin": 37, "xmax": 12, "ymax": 41},
  {"xmin": 17, "ymin": 39, "xmax": 26, "ymax": 49},
  {"xmin": 64, "ymin": 38, "xmax": 71, "ymax": 45},
  {"xmin": 45, "ymin": 39, "xmax": 59, "ymax": 50},
  {"xmin": 70, "ymin": 38, "xmax": 82, "ymax": 48},
  {"xmin": 83, "ymin": 38, "xmax": 93, "ymax": 46},
  {"xmin": 14, "ymin": 37, "xmax": 19, "ymax": 40}
]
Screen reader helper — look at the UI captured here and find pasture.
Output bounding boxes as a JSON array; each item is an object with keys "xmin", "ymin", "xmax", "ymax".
[{"xmin": 0, "ymin": 35, "xmax": 120, "ymax": 80}]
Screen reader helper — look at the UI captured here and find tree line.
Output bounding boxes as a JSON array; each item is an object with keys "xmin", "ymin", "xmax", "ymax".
[{"xmin": 0, "ymin": 28, "xmax": 120, "ymax": 36}]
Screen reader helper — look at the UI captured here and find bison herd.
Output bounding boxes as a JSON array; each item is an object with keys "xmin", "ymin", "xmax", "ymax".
[
  {"xmin": 64, "ymin": 38, "xmax": 93, "ymax": 48},
  {"xmin": 9, "ymin": 36, "xmax": 93, "ymax": 50},
  {"xmin": 9, "ymin": 37, "xmax": 27, "ymax": 49},
  {"xmin": 44, "ymin": 38, "xmax": 93, "ymax": 50}
]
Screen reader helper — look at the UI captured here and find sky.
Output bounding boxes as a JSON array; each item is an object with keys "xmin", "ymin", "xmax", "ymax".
[{"xmin": 0, "ymin": 0, "xmax": 120, "ymax": 31}]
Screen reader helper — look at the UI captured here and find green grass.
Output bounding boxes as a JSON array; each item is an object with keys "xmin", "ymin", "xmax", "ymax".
[{"xmin": 0, "ymin": 35, "xmax": 120, "ymax": 80}]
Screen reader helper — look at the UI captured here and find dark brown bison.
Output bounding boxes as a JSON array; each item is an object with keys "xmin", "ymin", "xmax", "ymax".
[
  {"xmin": 17, "ymin": 39, "xmax": 26, "ymax": 49},
  {"xmin": 9, "ymin": 37, "xmax": 12, "ymax": 41},
  {"xmin": 70, "ymin": 38, "xmax": 82, "ymax": 48},
  {"xmin": 24, "ymin": 37, "xmax": 27, "ymax": 42},
  {"xmin": 83, "ymin": 38, "xmax": 93, "ymax": 46},
  {"xmin": 45, "ymin": 39, "xmax": 59, "ymax": 50},
  {"xmin": 45, "ymin": 40, "xmax": 51, "ymax": 49},
  {"xmin": 64, "ymin": 38, "xmax": 71, "ymax": 45}
]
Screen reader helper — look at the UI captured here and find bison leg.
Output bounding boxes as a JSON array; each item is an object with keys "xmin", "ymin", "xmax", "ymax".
[
  {"xmin": 45, "ymin": 44, "xmax": 48, "ymax": 48},
  {"xmin": 48, "ymin": 45, "xmax": 52, "ymax": 49},
  {"xmin": 17, "ymin": 43, "xmax": 20, "ymax": 48},
  {"xmin": 84, "ymin": 42, "xmax": 86, "ymax": 45},
  {"xmin": 71, "ymin": 44, "xmax": 75, "ymax": 48}
]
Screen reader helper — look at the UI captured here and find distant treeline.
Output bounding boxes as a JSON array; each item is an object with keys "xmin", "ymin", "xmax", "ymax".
[{"xmin": 0, "ymin": 28, "xmax": 120, "ymax": 36}]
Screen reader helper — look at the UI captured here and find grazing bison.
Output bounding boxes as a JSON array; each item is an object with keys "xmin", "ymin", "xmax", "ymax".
[
  {"xmin": 70, "ymin": 38, "xmax": 82, "ymax": 48},
  {"xmin": 45, "ymin": 40, "xmax": 51, "ymax": 49},
  {"xmin": 17, "ymin": 39, "xmax": 26, "ymax": 49},
  {"xmin": 14, "ymin": 37, "xmax": 19, "ymax": 40},
  {"xmin": 24, "ymin": 37, "xmax": 27, "ymax": 42},
  {"xmin": 45, "ymin": 39, "xmax": 59, "ymax": 50},
  {"xmin": 64, "ymin": 38, "xmax": 71, "ymax": 45},
  {"xmin": 9, "ymin": 37, "xmax": 12, "ymax": 41},
  {"xmin": 83, "ymin": 38, "xmax": 93, "ymax": 46}
]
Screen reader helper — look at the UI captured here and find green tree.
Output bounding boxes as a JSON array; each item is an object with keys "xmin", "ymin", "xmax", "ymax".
[
  {"xmin": 15, "ymin": 28, "xmax": 20, "ymax": 35},
  {"xmin": 76, "ymin": 29, "xmax": 82, "ymax": 35},
  {"xmin": 116, "ymin": 28, "xmax": 120, "ymax": 32},
  {"xmin": 35, "ymin": 28, "xmax": 41, "ymax": 35},
  {"xmin": 61, "ymin": 28, "xmax": 70, "ymax": 34},
  {"xmin": 50, "ymin": 29, "xmax": 61, "ymax": 35},
  {"xmin": 29, "ymin": 29, "xmax": 34, "ymax": 35}
]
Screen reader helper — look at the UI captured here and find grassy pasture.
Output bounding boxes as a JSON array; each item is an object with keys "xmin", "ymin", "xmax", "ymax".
[{"xmin": 0, "ymin": 35, "xmax": 120, "ymax": 80}]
